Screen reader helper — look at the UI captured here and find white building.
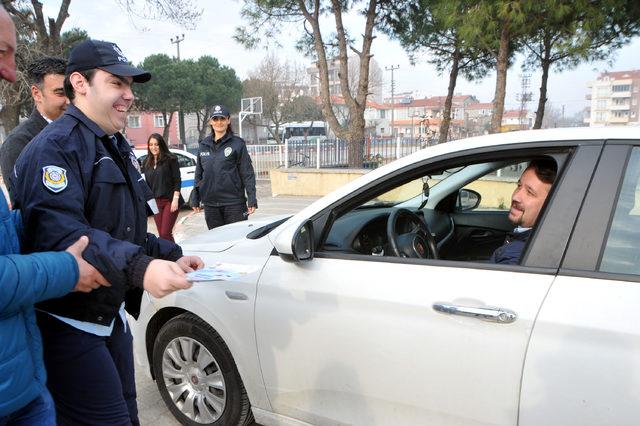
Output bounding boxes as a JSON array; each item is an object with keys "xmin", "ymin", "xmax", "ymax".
[{"xmin": 585, "ymin": 70, "xmax": 640, "ymax": 127}]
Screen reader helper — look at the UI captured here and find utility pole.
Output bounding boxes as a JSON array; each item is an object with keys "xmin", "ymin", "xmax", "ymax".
[
  {"xmin": 171, "ymin": 34, "xmax": 186, "ymax": 147},
  {"xmin": 385, "ymin": 65, "xmax": 399, "ymax": 140},
  {"xmin": 516, "ymin": 74, "xmax": 532, "ymax": 130}
]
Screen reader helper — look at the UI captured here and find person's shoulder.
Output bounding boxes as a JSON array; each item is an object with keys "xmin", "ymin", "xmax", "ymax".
[{"xmin": 230, "ymin": 134, "xmax": 247, "ymax": 146}]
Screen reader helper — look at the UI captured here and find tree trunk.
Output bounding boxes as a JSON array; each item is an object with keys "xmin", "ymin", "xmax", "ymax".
[
  {"xmin": 439, "ymin": 49, "xmax": 461, "ymax": 144},
  {"xmin": 490, "ymin": 20, "xmax": 511, "ymax": 134},
  {"xmin": 533, "ymin": 36, "xmax": 552, "ymax": 129},
  {"xmin": 163, "ymin": 112, "xmax": 174, "ymax": 143},
  {"xmin": 346, "ymin": 113, "xmax": 365, "ymax": 168},
  {"xmin": 0, "ymin": 104, "xmax": 20, "ymax": 134}
]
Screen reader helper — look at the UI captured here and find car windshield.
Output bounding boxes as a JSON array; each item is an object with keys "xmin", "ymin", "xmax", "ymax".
[{"xmin": 360, "ymin": 167, "xmax": 464, "ymax": 207}]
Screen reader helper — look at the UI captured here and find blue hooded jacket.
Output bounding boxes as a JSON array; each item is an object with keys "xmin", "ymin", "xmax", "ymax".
[{"xmin": 0, "ymin": 195, "xmax": 77, "ymax": 416}]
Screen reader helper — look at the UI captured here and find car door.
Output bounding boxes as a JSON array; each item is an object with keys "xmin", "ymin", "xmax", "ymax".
[
  {"xmin": 520, "ymin": 142, "xmax": 640, "ymax": 426},
  {"xmin": 172, "ymin": 151, "xmax": 196, "ymax": 202},
  {"xmin": 254, "ymin": 143, "xmax": 603, "ymax": 426}
]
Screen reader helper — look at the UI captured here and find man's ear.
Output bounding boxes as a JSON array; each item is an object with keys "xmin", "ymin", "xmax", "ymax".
[
  {"xmin": 31, "ymin": 84, "xmax": 42, "ymax": 104},
  {"xmin": 69, "ymin": 72, "xmax": 88, "ymax": 96}
]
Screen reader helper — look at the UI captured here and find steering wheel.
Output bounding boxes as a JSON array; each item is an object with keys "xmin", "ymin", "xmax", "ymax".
[{"xmin": 387, "ymin": 208, "xmax": 439, "ymax": 259}]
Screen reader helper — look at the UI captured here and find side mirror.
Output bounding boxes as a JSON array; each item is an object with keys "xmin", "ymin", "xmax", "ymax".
[
  {"xmin": 292, "ymin": 220, "xmax": 314, "ymax": 261},
  {"xmin": 456, "ymin": 188, "xmax": 481, "ymax": 211}
]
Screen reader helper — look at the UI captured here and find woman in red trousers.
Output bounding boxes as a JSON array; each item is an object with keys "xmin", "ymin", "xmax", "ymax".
[{"xmin": 142, "ymin": 133, "xmax": 182, "ymax": 242}]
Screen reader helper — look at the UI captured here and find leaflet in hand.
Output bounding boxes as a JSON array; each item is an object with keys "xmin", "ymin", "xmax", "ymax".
[{"xmin": 186, "ymin": 263, "xmax": 258, "ymax": 282}]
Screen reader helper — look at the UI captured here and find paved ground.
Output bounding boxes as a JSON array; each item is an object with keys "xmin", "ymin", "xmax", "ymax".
[{"xmin": 138, "ymin": 180, "xmax": 319, "ymax": 425}]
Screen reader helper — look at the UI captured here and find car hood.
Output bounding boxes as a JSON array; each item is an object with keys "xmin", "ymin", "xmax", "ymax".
[{"xmin": 178, "ymin": 214, "xmax": 289, "ymax": 253}]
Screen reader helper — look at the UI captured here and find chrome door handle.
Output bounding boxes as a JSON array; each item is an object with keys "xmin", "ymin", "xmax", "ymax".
[{"xmin": 433, "ymin": 303, "xmax": 517, "ymax": 324}]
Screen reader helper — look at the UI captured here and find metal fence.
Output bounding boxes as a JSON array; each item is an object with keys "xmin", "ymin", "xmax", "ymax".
[{"xmin": 246, "ymin": 137, "xmax": 429, "ymax": 180}]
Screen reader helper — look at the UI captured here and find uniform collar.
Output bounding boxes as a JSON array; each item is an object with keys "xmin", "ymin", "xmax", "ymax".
[{"xmin": 64, "ymin": 104, "xmax": 109, "ymax": 139}]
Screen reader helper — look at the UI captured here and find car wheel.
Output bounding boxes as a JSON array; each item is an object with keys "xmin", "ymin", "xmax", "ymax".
[{"xmin": 152, "ymin": 313, "xmax": 253, "ymax": 425}]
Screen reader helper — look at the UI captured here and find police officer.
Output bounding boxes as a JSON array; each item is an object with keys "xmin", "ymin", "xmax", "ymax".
[
  {"xmin": 191, "ymin": 104, "xmax": 258, "ymax": 229},
  {"xmin": 12, "ymin": 39, "xmax": 203, "ymax": 425}
]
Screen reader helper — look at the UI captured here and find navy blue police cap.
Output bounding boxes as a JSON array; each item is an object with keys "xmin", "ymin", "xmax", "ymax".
[
  {"xmin": 210, "ymin": 105, "xmax": 230, "ymax": 118},
  {"xmin": 66, "ymin": 40, "xmax": 151, "ymax": 83}
]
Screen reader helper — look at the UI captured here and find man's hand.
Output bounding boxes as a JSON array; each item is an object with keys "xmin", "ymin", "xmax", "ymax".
[
  {"xmin": 176, "ymin": 255, "xmax": 205, "ymax": 273},
  {"xmin": 170, "ymin": 198, "xmax": 179, "ymax": 213},
  {"xmin": 65, "ymin": 236, "xmax": 110, "ymax": 293},
  {"xmin": 143, "ymin": 259, "xmax": 193, "ymax": 298},
  {"xmin": 192, "ymin": 206, "xmax": 202, "ymax": 213},
  {"xmin": 248, "ymin": 206, "xmax": 256, "ymax": 215}
]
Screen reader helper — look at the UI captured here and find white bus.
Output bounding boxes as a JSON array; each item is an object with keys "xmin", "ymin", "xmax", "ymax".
[{"xmin": 270, "ymin": 121, "xmax": 330, "ymax": 143}]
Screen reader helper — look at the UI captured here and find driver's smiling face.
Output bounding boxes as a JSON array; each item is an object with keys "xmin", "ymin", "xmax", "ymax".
[{"xmin": 508, "ymin": 166, "xmax": 552, "ymax": 228}]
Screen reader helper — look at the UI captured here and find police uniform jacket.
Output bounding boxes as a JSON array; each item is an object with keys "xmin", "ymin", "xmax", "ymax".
[
  {"xmin": 12, "ymin": 104, "xmax": 182, "ymax": 325},
  {"xmin": 0, "ymin": 108, "xmax": 48, "ymax": 204},
  {"xmin": 191, "ymin": 132, "xmax": 257, "ymax": 208}
]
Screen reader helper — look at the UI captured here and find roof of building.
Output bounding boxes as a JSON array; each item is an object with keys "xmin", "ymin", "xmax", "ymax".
[
  {"xmin": 467, "ymin": 102, "xmax": 494, "ymax": 110},
  {"xmin": 503, "ymin": 109, "xmax": 528, "ymax": 118},
  {"xmin": 598, "ymin": 70, "xmax": 640, "ymax": 80}
]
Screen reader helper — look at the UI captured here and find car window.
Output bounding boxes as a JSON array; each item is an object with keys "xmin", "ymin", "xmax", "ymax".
[
  {"xmin": 461, "ymin": 161, "xmax": 528, "ymax": 211},
  {"xmin": 599, "ymin": 147, "xmax": 640, "ymax": 275},
  {"xmin": 362, "ymin": 168, "xmax": 462, "ymax": 207},
  {"xmin": 175, "ymin": 153, "xmax": 195, "ymax": 168}
]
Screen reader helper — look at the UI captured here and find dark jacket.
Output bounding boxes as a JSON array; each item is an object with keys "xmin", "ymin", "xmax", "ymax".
[
  {"xmin": 0, "ymin": 108, "xmax": 48, "ymax": 204},
  {"xmin": 489, "ymin": 229, "xmax": 532, "ymax": 265},
  {"xmin": 12, "ymin": 105, "xmax": 182, "ymax": 326},
  {"xmin": 142, "ymin": 155, "xmax": 181, "ymax": 200},
  {"xmin": 191, "ymin": 132, "xmax": 257, "ymax": 208},
  {"xmin": 0, "ymin": 194, "xmax": 78, "ymax": 416}
]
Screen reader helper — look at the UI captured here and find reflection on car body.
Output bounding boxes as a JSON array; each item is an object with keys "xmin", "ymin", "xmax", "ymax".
[{"xmin": 132, "ymin": 127, "xmax": 640, "ymax": 426}]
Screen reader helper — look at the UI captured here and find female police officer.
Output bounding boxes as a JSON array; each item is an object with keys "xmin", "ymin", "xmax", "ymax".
[{"xmin": 191, "ymin": 104, "xmax": 258, "ymax": 229}]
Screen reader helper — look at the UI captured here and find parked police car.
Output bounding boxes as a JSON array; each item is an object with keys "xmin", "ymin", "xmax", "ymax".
[{"xmin": 133, "ymin": 148, "xmax": 196, "ymax": 205}]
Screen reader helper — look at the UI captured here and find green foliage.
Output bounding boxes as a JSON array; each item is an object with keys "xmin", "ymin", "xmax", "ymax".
[
  {"xmin": 380, "ymin": 0, "xmax": 494, "ymax": 81},
  {"xmin": 136, "ymin": 54, "xmax": 241, "ymax": 115}
]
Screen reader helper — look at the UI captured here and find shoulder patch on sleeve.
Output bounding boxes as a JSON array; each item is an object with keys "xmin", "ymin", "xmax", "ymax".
[{"xmin": 42, "ymin": 165, "xmax": 68, "ymax": 193}]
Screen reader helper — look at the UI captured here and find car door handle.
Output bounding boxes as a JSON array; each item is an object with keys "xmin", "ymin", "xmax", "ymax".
[
  {"xmin": 470, "ymin": 230, "xmax": 493, "ymax": 239},
  {"xmin": 432, "ymin": 303, "xmax": 517, "ymax": 324},
  {"xmin": 186, "ymin": 171, "xmax": 195, "ymax": 174}
]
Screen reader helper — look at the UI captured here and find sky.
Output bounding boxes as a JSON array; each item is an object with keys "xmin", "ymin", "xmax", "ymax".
[{"xmin": 42, "ymin": 0, "xmax": 640, "ymax": 116}]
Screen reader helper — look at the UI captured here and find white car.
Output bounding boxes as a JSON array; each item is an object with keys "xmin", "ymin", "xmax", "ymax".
[
  {"xmin": 131, "ymin": 127, "xmax": 640, "ymax": 426},
  {"xmin": 133, "ymin": 148, "xmax": 197, "ymax": 204}
]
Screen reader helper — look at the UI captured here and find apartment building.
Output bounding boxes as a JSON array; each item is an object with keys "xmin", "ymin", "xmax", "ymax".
[{"xmin": 585, "ymin": 70, "xmax": 640, "ymax": 126}]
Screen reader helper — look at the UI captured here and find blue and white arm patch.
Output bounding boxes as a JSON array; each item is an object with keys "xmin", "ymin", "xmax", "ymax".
[{"xmin": 42, "ymin": 165, "xmax": 68, "ymax": 193}]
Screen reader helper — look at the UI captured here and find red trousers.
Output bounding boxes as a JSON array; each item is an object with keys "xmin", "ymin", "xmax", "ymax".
[{"xmin": 153, "ymin": 197, "xmax": 179, "ymax": 242}]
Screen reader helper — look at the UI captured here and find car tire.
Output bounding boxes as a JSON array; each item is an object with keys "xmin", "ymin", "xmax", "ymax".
[{"xmin": 152, "ymin": 313, "xmax": 253, "ymax": 426}]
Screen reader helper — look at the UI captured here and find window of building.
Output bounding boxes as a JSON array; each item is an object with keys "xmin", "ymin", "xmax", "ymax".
[
  {"xmin": 154, "ymin": 114, "xmax": 165, "ymax": 128},
  {"xmin": 597, "ymin": 87, "xmax": 609, "ymax": 97},
  {"xmin": 596, "ymin": 112, "xmax": 606, "ymax": 122},
  {"xmin": 128, "ymin": 115, "xmax": 141, "ymax": 128},
  {"xmin": 612, "ymin": 85, "xmax": 631, "ymax": 92},
  {"xmin": 597, "ymin": 100, "xmax": 607, "ymax": 109}
]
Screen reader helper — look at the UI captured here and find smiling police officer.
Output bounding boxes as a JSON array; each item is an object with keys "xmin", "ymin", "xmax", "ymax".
[{"xmin": 12, "ymin": 39, "xmax": 203, "ymax": 425}]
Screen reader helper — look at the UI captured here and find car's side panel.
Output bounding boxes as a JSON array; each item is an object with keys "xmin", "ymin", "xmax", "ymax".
[
  {"xmin": 144, "ymin": 237, "xmax": 275, "ymax": 413},
  {"xmin": 519, "ymin": 276, "xmax": 640, "ymax": 426},
  {"xmin": 255, "ymin": 257, "xmax": 555, "ymax": 426}
]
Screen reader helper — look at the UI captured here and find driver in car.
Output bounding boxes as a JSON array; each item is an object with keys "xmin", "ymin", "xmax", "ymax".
[{"xmin": 489, "ymin": 158, "xmax": 557, "ymax": 265}]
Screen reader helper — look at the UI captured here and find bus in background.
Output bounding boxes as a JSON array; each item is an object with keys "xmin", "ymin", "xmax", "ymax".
[{"xmin": 268, "ymin": 121, "xmax": 331, "ymax": 144}]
